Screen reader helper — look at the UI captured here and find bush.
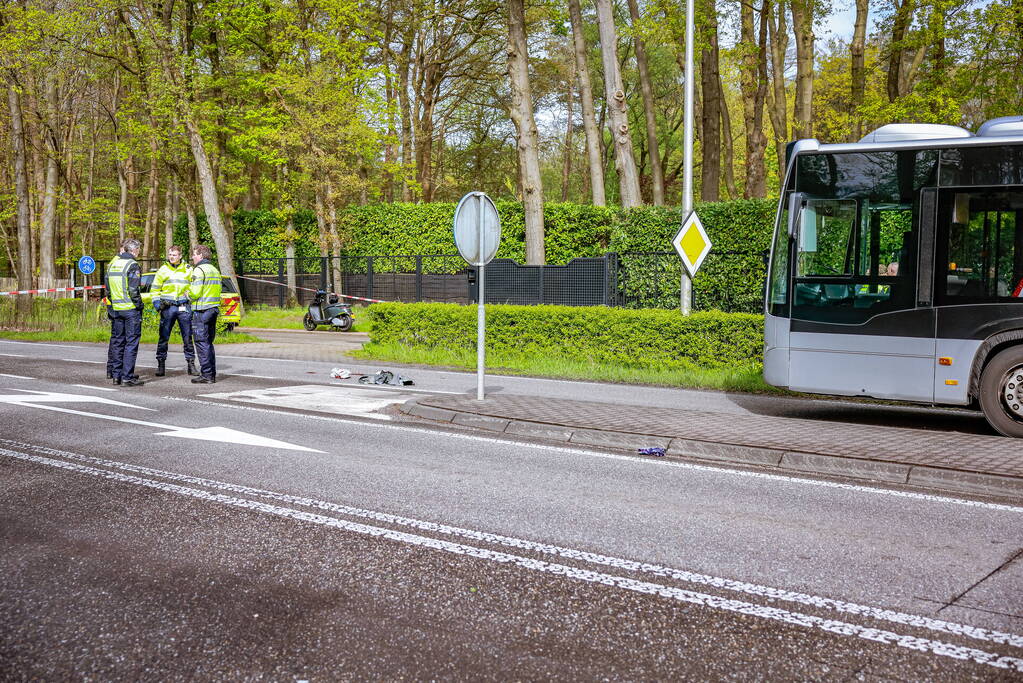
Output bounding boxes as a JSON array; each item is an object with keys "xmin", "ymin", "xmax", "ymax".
[{"xmin": 368, "ymin": 302, "xmax": 764, "ymax": 370}]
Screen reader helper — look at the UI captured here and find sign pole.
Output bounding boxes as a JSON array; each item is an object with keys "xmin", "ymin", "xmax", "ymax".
[
  {"xmin": 476, "ymin": 194, "xmax": 486, "ymax": 401},
  {"xmin": 680, "ymin": 0, "xmax": 696, "ymax": 315}
]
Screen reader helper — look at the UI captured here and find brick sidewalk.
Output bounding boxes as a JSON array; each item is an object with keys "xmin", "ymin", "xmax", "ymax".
[{"xmin": 403, "ymin": 394, "xmax": 1023, "ymax": 501}]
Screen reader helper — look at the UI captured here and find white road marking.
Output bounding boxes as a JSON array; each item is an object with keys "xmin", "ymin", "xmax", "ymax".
[
  {"xmin": 163, "ymin": 395, "xmax": 1023, "ymax": 514},
  {"xmin": 0, "ymin": 391, "xmax": 320, "ymax": 452},
  {"xmin": 72, "ymin": 384, "xmax": 117, "ymax": 392},
  {"xmin": 2, "ymin": 445, "xmax": 1020, "ymax": 672},
  {"xmin": 2, "ymin": 437, "xmax": 1018, "ymax": 652},
  {"xmin": 223, "ymin": 373, "xmax": 276, "ymax": 379},
  {"xmin": 0, "ymin": 373, "xmax": 33, "ymax": 380},
  {"xmin": 0, "ymin": 353, "xmax": 26, "ymax": 357},
  {"xmin": 67, "ymin": 359, "xmax": 103, "ymax": 364},
  {"xmin": 0, "ymin": 340, "xmax": 86, "ymax": 349},
  {"xmin": 199, "ymin": 384, "xmax": 413, "ymax": 420}
]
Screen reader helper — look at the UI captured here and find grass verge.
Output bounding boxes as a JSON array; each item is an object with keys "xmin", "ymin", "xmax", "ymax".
[
  {"xmin": 0, "ymin": 298, "xmax": 264, "ymax": 344},
  {"xmin": 240, "ymin": 304, "xmax": 372, "ymax": 333},
  {"xmin": 353, "ymin": 341, "xmax": 777, "ymax": 393}
]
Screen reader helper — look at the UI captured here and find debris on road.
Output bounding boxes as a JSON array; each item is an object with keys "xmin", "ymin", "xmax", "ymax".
[
  {"xmin": 330, "ymin": 368, "xmax": 352, "ymax": 380},
  {"xmin": 638, "ymin": 447, "xmax": 666, "ymax": 457},
  {"xmin": 359, "ymin": 370, "xmax": 414, "ymax": 386}
]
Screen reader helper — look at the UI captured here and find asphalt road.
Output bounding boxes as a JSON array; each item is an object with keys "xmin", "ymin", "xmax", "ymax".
[{"xmin": 1, "ymin": 339, "xmax": 1022, "ymax": 679}]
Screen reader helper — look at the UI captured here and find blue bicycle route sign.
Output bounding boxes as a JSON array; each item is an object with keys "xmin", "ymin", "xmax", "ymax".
[{"xmin": 77, "ymin": 256, "xmax": 96, "ymax": 275}]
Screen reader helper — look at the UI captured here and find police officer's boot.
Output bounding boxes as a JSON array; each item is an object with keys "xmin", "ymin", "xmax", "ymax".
[
  {"xmin": 186, "ymin": 360, "xmax": 197, "ymax": 376},
  {"xmin": 155, "ymin": 360, "xmax": 166, "ymax": 377}
]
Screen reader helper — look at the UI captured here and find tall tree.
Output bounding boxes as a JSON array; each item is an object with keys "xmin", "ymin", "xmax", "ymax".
[
  {"xmin": 594, "ymin": 0, "xmax": 642, "ymax": 207},
  {"xmin": 850, "ymin": 0, "xmax": 869, "ymax": 140},
  {"xmin": 740, "ymin": 0, "xmax": 769, "ymax": 197},
  {"xmin": 567, "ymin": 0, "xmax": 606, "ymax": 205},
  {"xmin": 505, "ymin": 0, "xmax": 544, "ymax": 264},
  {"xmin": 626, "ymin": 0, "xmax": 664, "ymax": 205},
  {"xmin": 790, "ymin": 0, "xmax": 816, "ymax": 139},
  {"xmin": 699, "ymin": 0, "xmax": 722, "ymax": 201},
  {"xmin": 766, "ymin": 0, "xmax": 789, "ymax": 180}
]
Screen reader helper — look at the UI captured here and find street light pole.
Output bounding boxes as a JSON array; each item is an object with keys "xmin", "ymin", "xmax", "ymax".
[{"xmin": 680, "ymin": 0, "xmax": 695, "ymax": 315}]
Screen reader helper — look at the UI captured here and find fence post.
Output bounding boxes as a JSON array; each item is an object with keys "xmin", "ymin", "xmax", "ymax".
[
  {"xmin": 277, "ymin": 258, "xmax": 285, "ymax": 308},
  {"xmin": 366, "ymin": 256, "xmax": 374, "ymax": 299},
  {"xmin": 537, "ymin": 262, "xmax": 545, "ymax": 305},
  {"xmin": 236, "ymin": 259, "xmax": 245, "ymax": 303},
  {"xmin": 320, "ymin": 256, "xmax": 328, "ymax": 291},
  {"xmin": 415, "ymin": 255, "xmax": 423, "ymax": 302}
]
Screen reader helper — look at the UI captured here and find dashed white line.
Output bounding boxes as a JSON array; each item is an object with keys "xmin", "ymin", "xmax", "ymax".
[
  {"xmin": 67, "ymin": 359, "xmax": 103, "ymax": 364},
  {"xmin": 0, "ymin": 353, "xmax": 26, "ymax": 357},
  {"xmin": 0, "ymin": 373, "xmax": 33, "ymax": 380},
  {"xmin": 1, "ymin": 445, "xmax": 1020, "ymax": 672}
]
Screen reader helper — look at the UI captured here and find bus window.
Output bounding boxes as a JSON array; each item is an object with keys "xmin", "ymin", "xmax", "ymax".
[
  {"xmin": 796, "ymin": 199, "xmax": 856, "ymax": 277},
  {"xmin": 941, "ymin": 189, "xmax": 1023, "ymax": 301}
]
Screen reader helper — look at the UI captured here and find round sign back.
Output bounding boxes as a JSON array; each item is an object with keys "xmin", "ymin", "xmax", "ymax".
[{"xmin": 453, "ymin": 192, "xmax": 500, "ymax": 266}]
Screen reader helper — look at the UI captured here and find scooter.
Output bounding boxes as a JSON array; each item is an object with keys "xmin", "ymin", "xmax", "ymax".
[{"xmin": 303, "ymin": 289, "xmax": 354, "ymax": 332}]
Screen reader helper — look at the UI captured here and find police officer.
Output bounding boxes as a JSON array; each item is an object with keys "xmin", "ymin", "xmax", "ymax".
[
  {"xmin": 106, "ymin": 238, "xmax": 145, "ymax": 387},
  {"xmin": 153, "ymin": 245, "xmax": 197, "ymax": 377},
  {"xmin": 187, "ymin": 244, "xmax": 222, "ymax": 384}
]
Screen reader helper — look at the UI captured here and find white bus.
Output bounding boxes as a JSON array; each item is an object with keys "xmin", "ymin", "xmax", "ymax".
[{"xmin": 763, "ymin": 116, "xmax": 1023, "ymax": 436}]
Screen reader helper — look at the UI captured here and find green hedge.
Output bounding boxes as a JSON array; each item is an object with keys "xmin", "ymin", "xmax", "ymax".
[
  {"xmin": 368, "ymin": 302, "xmax": 764, "ymax": 370},
  {"xmin": 177, "ymin": 198, "xmax": 778, "ymax": 311}
]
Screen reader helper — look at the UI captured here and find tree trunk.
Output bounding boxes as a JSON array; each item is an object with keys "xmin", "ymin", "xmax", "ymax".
[
  {"xmin": 164, "ymin": 176, "xmax": 177, "ymax": 254},
  {"xmin": 767, "ymin": 0, "xmax": 789, "ymax": 179},
  {"xmin": 39, "ymin": 73, "xmax": 59, "ymax": 290},
  {"xmin": 398, "ymin": 32, "xmax": 414, "ymax": 202},
  {"xmin": 699, "ymin": 0, "xmax": 721, "ymax": 201},
  {"xmin": 850, "ymin": 0, "xmax": 868, "ymax": 140},
  {"xmin": 184, "ymin": 187, "xmax": 198, "ymax": 252},
  {"xmin": 561, "ymin": 66, "xmax": 575, "ymax": 203},
  {"xmin": 506, "ymin": 0, "xmax": 545, "ymax": 264},
  {"xmin": 325, "ymin": 179, "xmax": 342, "ymax": 295},
  {"xmin": 183, "ymin": 116, "xmax": 237, "ymax": 284},
  {"xmin": 7, "ymin": 81, "xmax": 33, "ymax": 313},
  {"xmin": 790, "ymin": 0, "xmax": 816, "ymax": 139},
  {"xmin": 143, "ymin": 138, "xmax": 159, "ymax": 258},
  {"xmin": 117, "ymin": 158, "xmax": 128, "ymax": 243},
  {"xmin": 285, "ymin": 233, "xmax": 297, "ymax": 308},
  {"xmin": 720, "ymin": 73, "xmax": 737, "ymax": 199},
  {"xmin": 568, "ymin": 0, "xmax": 606, "ymax": 206},
  {"xmin": 887, "ymin": 0, "xmax": 914, "ymax": 102},
  {"xmin": 740, "ymin": 0, "xmax": 769, "ymax": 198},
  {"xmin": 594, "ymin": 0, "xmax": 643, "ymax": 208},
  {"xmin": 627, "ymin": 0, "xmax": 664, "ymax": 205}
]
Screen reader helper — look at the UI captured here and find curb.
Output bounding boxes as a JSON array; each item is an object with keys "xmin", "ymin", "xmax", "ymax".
[{"xmin": 400, "ymin": 399, "xmax": 1023, "ymax": 503}]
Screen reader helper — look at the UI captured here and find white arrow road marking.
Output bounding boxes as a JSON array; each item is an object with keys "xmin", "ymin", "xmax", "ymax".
[
  {"xmin": 0, "ymin": 390, "xmax": 154, "ymax": 410},
  {"xmin": 0, "ymin": 390, "xmax": 321, "ymax": 453}
]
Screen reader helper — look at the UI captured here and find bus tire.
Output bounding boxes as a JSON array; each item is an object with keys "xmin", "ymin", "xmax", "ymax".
[{"xmin": 978, "ymin": 346, "xmax": 1023, "ymax": 438}]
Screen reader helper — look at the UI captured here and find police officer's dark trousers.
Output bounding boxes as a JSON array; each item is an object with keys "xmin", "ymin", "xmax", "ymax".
[
  {"xmin": 157, "ymin": 303, "xmax": 194, "ymax": 362},
  {"xmin": 108, "ymin": 309, "xmax": 142, "ymax": 380},
  {"xmin": 191, "ymin": 308, "xmax": 218, "ymax": 379}
]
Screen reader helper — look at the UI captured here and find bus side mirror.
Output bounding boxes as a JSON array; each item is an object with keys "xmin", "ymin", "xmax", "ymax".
[{"xmin": 787, "ymin": 193, "xmax": 806, "ymax": 237}]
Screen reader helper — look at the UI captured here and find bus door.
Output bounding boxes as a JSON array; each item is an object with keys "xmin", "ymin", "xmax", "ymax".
[
  {"xmin": 787, "ymin": 195, "xmax": 936, "ymax": 401},
  {"xmin": 933, "ymin": 186, "xmax": 1023, "ymax": 404}
]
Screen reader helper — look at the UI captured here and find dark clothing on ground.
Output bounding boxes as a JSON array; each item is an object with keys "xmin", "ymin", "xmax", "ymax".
[
  {"xmin": 192, "ymin": 307, "xmax": 218, "ymax": 379},
  {"xmin": 157, "ymin": 303, "xmax": 195, "ymax": 362},
  {"xmin": 108, "ymin": 309, "xmax": 142, "ymax": 380}
]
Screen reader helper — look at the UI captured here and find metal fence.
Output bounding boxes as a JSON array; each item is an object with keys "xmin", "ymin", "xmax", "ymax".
[{"xmin": 5, "ymin": 251, "xmax": 768, "ymax": 313}]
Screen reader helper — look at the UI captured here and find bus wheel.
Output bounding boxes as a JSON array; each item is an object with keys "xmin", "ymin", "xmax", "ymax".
[{"xmin": 979, "ymin": 346, "xmax": 1023, "ymax": 437}]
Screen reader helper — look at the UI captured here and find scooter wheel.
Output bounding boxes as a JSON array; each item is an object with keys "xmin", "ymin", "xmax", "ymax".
[
  {"xmin": 333, "ymin": 314, "xmax": 353, "ymax": 332},
  {"xmin": 303, "ymin": 313, "xmax": 317, "ymax": 331}
]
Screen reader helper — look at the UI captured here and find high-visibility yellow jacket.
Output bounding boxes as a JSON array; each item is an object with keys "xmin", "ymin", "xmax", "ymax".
[
  {"xmin": 188, "ymin": 260, "xmax": 222, "ymax": 311},
  {"xmin": 106, "ymin": 254, "xmax": 142, "ymax": 311},
  {"xmin": 153, "ymin": 261, "xmax": 191, "ymax": 303}
]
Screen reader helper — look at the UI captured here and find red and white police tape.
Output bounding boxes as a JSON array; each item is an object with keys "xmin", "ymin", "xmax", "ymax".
[
  {"xmin": 234, "ymin": 274, "xmax": 389, "ymax": 304},
  {"xmin": 0, "ymin": 284, "xmax": 106, "ymax": 297}
]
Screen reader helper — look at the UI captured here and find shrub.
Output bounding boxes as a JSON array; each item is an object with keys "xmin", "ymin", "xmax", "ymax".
[{"xmin": 368, "ymin": 302, "xmax": 764, "ymax": 370}]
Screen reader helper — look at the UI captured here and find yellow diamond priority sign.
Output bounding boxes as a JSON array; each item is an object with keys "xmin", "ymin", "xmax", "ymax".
[{"xmin": 672, "ymin": 211, "xmax": 712, "ymax": 277}]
